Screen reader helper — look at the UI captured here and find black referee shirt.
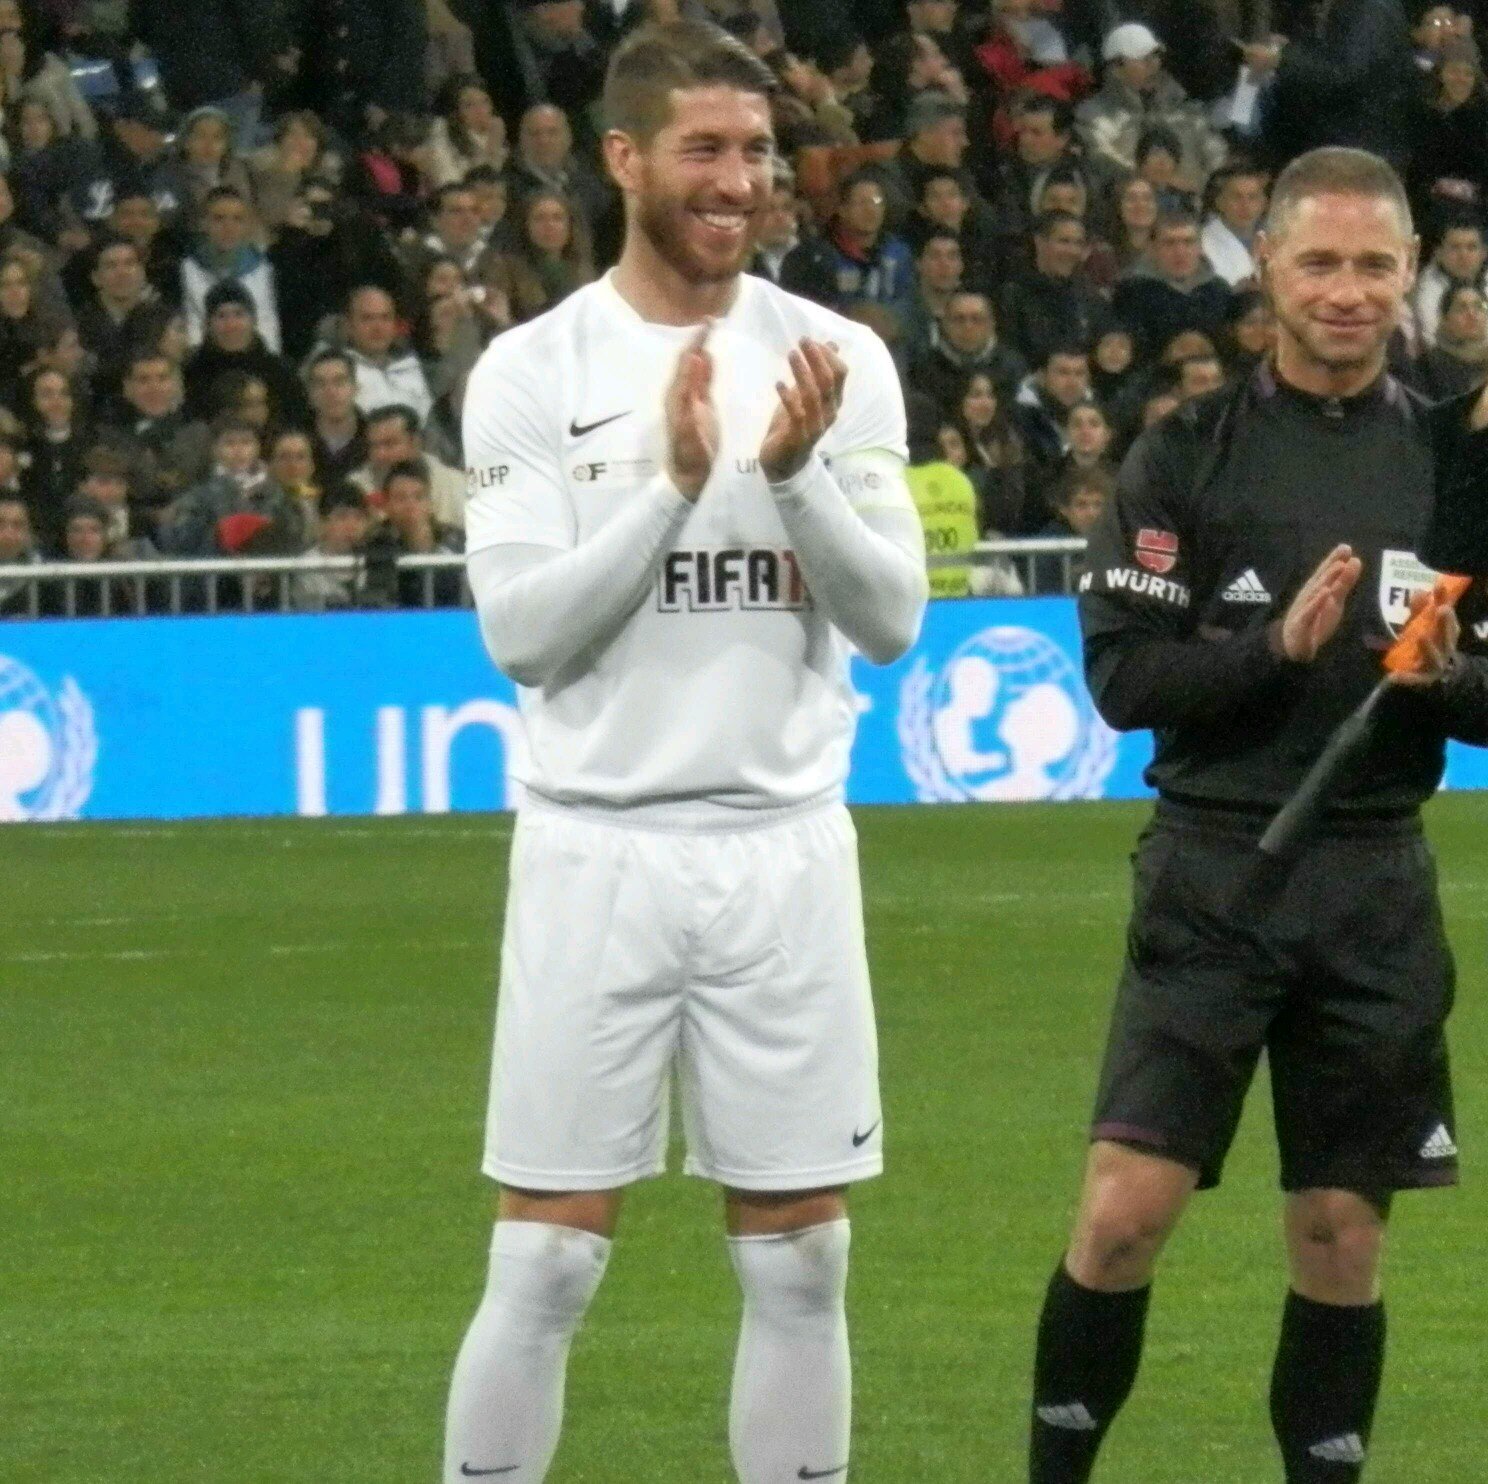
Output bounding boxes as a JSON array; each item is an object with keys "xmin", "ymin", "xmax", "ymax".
[{"xmin": 1078, "ymin": 363, "xmax": 1488, "ymax": 816}]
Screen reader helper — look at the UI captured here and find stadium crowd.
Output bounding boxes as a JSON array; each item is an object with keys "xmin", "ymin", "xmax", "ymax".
[{"xmin": 0, "ymin": 0, "xmax": 1486, "ymax": 615}]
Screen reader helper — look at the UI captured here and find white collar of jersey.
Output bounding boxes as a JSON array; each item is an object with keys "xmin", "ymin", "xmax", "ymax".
[{"xmin": 598, "ymin": 267, "xmax": 753, "ymax": 336}]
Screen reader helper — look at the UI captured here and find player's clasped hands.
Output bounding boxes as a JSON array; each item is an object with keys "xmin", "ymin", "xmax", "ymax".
[
  {"xmin": 664, "ymin": 329, "xmax": 849, "ymax": 500},
  {"xmin": 1272, "ymin": 543, "xmax": 1363, "ymax": 663}
]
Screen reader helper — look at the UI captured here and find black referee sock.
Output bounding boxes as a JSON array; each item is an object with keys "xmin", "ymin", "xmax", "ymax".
[
  {"xmin": 1029, "ymin": 1262, "xmax": 1151, "ymax": 1484},
  {"xmin": 1270, "ymin": 1291, "xmax": 1386, "ymax": 1483}
]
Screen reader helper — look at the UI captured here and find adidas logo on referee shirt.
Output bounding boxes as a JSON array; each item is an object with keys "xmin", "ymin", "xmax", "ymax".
[
  {"xmin": 1036, "ymin": 1403, "xmax": 1098, "ymax": 1431},
  {"xmin": 1309, "ymin": 1433, "xmax": 1366, "ymax": 1464},
  {"xmin": 1420, "ymin": 1124, "xmax": 1458, "ymax": 1159},
  {"xmin": 1222, "ymin": 569, "xmax": 1272, "ymax": 604}
]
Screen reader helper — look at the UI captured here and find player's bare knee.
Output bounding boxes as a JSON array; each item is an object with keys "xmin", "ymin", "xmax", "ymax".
[
  {"xmin": 498, "ymin": 1186, "xmax": 623, "ymax": 1239},
  {"xmin": 1285, "ymin": 1190, "xmax": 1388, "ymax": 1302},
  {"xmin": 725, "ymin": 1186, "xmax": 847, "ymax": 1237}
]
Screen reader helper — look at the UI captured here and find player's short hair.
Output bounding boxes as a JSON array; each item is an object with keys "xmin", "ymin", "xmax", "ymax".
[
  {"xmin": 1264, "ymin": 147, "xmax": 1413, "ymax": 241},
  {"xmin": 603, "ymin": 19, "xmax": 777, "ymax": 145}
]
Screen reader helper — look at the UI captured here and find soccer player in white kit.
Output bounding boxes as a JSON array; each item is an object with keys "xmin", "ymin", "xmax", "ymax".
[{"xmin": 444, "ymin": 20, "xmax": 929, "ymax": 1483}]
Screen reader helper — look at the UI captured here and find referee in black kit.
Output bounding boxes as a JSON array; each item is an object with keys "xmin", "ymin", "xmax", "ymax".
[{"xmin": 1028, "ymin": 148, "xmax": 1488, "ymax": 1484}]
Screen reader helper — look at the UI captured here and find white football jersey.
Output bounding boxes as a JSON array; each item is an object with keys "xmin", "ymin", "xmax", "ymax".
[{"xmin": 463, "ymin": 270, "xmax": 910, "ymax": 816}]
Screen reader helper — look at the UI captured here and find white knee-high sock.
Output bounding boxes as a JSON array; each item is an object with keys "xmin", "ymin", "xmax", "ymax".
[
  {"xmin": 727, "ymin": 1220, "xmax": 853, "ymax": 1484},
  {"xmin": 443, "ymin": 1220, "xmax": 611, "ymax": 1484}
]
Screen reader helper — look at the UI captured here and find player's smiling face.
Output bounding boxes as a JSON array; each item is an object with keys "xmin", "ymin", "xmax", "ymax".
[
  {"xmin": 626, "ymin": 86, "xmax": 774, "ymax": 285},
  {"xmin": 1258, "ymin": 192, "xmax": 1418, "ymax": 379}
]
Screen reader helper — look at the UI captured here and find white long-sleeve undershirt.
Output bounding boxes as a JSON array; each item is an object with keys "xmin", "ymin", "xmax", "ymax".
[{"xmin": 467, "ymin": 449, "xmax": 928, "ymax": 689}]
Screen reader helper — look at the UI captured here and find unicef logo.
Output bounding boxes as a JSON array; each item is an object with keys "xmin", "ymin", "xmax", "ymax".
[
  {"xmin": 898, "ymin": 626, "xmax": 1117, "ymax": 802},
  {"xmin": 0, "ymin": 655, "xmax": 97, "ymax": 822}
]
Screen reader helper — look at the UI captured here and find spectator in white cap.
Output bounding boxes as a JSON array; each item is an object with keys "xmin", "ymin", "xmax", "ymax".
[{"xmin": 1076, "ymin": 22, "xmax": 1225, "ymax": 190}]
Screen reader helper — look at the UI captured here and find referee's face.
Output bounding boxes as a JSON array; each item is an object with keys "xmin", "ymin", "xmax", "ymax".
[
  {"xmin": 1258, "ymin": 191, "xmax": 1417, "ymax": 386},
  {"xmin": 617, "ymin": 86, "xmax": 774, "ymax": 286}
]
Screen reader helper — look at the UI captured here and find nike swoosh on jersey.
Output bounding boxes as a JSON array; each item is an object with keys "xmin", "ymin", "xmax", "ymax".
[
  {"xmin": 460, "ymin": 1465, "xmax": 520, "ymax": 1477},
  {"xmin": 569, "ymin": 411, "xmax": 630, "ymax": 438},
  {"xmin": 851, "ymin": 1121, "xmax": 880, "ymax": 1148}
]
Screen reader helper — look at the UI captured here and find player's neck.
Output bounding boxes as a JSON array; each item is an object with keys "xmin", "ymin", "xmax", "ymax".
[
  {"xmin": 1273, "ymin": 343, "xmax": 1386, "ymax": 401},
  {"xmin": 610, "ymin": 238, "xmax": 740, "ymax": 326}
]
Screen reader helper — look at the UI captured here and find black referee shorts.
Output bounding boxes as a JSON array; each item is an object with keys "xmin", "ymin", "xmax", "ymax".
[{"xmin": 1091, "ymin": 801, "xmax": 1459, "ymax": 1194}]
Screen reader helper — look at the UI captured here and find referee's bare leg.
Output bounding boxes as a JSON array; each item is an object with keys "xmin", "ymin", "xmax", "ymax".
[
  {"xmin": 1030, "ymin": 1141, "xmax": 1197, "ymax": 1484},
  {"xmin": 1032, "ymin": 1152, "xmax": 1392, "ymax": 1483}
]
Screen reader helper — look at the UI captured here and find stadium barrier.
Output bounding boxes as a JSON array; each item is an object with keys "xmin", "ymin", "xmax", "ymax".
[
  {"xmin": 0, "ymin": 538, "xmax": 1092, "ymax": 618},
  {"xmin": 2, "ymin": 590, "xmax": 1485, "ymax": 823}
]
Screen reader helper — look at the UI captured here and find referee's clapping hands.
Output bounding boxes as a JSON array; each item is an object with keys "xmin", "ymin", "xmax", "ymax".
[{"xmin": 1270, "ymin": 544, "xmax": 1364, "ymax": 663}]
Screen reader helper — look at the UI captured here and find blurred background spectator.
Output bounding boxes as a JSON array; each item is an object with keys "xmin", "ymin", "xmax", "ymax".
[{"xmin": 4, "ymin": 0, "xmax": 1484, "ymax": 607}]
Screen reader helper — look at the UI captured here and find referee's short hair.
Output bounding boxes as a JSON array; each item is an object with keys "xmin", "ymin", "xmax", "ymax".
[
  {"xmin": 1264, "ymin": 147, "xmax": 1413, "ymax": 241},
  {"xmin": 603, "ymin": 19, "xmax": 777, "ymax": 144}
]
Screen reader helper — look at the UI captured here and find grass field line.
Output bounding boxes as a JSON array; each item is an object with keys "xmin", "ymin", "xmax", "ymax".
[
  {"xmin": 59, "ymin": 821, "xmax": 517, "ymax": 841},
  {"xmin": 4, "ymin": 946, "xmax": 213, "ymax": 964},
  {"xmin": 5, "ymin": 937, "xmax": 486, "ymax": 965}
]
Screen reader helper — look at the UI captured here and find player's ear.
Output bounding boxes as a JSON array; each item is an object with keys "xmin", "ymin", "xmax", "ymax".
[{"xmin": 602, "ymin": 129, "xmax": 643, "ymax": 193}]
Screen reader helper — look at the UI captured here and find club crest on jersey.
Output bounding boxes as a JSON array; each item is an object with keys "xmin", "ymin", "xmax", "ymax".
[
  {"xmin": 1134, "ymin": 528, "xmax": 1179, "ymax": 575},
  {"xmin": 1379, "ymin": 549, "xmax": 1439, "ymax": 637},
  {"xmin": 659, "ymin": 548, "xmax": 811, "ymax": 613}
]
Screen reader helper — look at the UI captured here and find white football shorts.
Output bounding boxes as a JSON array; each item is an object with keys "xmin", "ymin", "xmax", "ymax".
[{"xmin": 482, "ymin": 799, "xmax": 883, "ymax": 1192}]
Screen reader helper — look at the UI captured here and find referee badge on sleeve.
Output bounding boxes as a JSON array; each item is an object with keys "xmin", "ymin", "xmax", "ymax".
[{"xmin": 1135, "ymin": 528, "xmax": 1180, "ymax": 575}]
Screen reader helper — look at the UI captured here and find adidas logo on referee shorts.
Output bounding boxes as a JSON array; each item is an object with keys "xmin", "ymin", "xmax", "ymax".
[
  {"xmin": 1420, "ymin": 1124, "xmax": 1458, "ymax": 1160},
  {"xmin": 1036, "ymin": 1402, "xmax": 1098, "ymax": 1431},
  {"xmin": 1309, "ymin": 1433, "xmax": 1366, "ymax": 1464}
]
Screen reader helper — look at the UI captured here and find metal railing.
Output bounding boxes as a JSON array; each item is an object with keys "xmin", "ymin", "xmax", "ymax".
[{"xmin": 0, "ymin": 540, "xmax": 1089, "ymax": 619}]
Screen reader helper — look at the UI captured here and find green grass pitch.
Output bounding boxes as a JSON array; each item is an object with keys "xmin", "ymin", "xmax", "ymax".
[{"xmin": 5, "ymin": 796, "xmax": 1486, "ymax": 1483}]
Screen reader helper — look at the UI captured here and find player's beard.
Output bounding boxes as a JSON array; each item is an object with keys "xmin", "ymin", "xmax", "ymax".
[{"xmin": 635, "ymin": 181, "xmax": 757, "ymax": 287}]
